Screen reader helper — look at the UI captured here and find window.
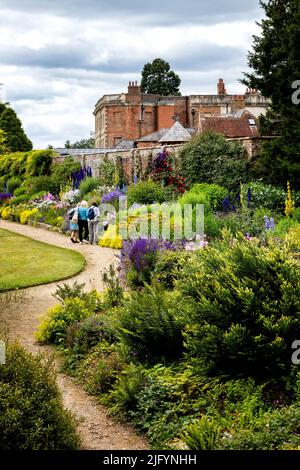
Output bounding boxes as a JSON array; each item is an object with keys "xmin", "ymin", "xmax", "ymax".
[
  {"xmin": 248, "ymin": 118, "xmax": 256, "ymax": 126},
  {"xmin": 113, "ymin": 112, "xmax": 122, "ymax": 125},
  {"xmin": 145, "ymin": 111, "xmax": 152, "ymax": 124}
]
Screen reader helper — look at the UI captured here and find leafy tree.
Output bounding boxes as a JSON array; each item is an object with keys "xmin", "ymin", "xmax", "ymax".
[
  {"xmin": 51, "ymin": 156, "xmax": 81, "ymax": 187},
  {"xmin": 242, "ymin": 0, "xmax": 300, "ymax": 188},
  {"xmin": 178, "ymin": 131, "xmax": 249, "ymax": 192},
  {"xmin": 177, "ymin": 236, "xmax": 300, "ymax": 379},
  {"xmin": 141, "ymin": 58, "xmax": 181, "ymax": 96},
  {"xmin": 64, "ymin": 136, "xmax": 95, "ymax": 148},
  {"xmin": 0, "ymin": 129, "xmax": 8, "ymax": 155},
  {"xmin": 0, "ymin": 103, "xmax": 32, "ymax": 152}
]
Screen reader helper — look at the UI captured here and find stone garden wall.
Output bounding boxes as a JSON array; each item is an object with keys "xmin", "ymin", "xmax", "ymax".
[{"xmin": 52, "ymin": 137, "xmax": 275, "ymax": 183}]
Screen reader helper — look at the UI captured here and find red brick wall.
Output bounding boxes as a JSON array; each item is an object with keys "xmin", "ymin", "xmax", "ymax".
[
  {"xmin": 137, "ymin": 141, "xmax": 159, "ymax": 149},
  {"xmin": 157, "ymin": 105, "xmax": 175, "ymax": 129}
]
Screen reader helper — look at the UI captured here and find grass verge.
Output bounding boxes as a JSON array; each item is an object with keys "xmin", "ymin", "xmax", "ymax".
[{"xmin": 0, "ymin": 228, "xmax": 85, "ymax": 291}]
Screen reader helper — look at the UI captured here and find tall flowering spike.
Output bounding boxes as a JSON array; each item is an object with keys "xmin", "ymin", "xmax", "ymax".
[{"xmin": 285, "ymin": 181, "xmax": 295, "ymax": 217}]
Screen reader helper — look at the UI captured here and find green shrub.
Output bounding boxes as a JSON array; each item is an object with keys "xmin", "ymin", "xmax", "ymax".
[
  {"xmin": 127, "ymin": 181, "xmax": 167, "ymax": 207},
  {"xmin": 79, "ymin": 177, "xmax": 100, "ymax": 199},
  {"xmin": 118, "ymin": 284, "xmax": 183, "ymax": 363},
  {"xmin": 179, "ymin": 191, "xmax": 208, "ymax": 211},
  {"xmin": 243, "ymin": 181, "xmax": 294, "ymax": 211},
  {"xmin": 53, "ymin": 281, "xmax": 86, "ymax": 302},
  {"xmin": 190, "ymin": 183, "xmax": 228, "ymax": 211},
  {"xmin": 221, "ymin": 406, "xmax": 300, "ymax": 450},
  {"xmin": 204, "ymin": 213, "xmax": 223, "ymax": 238},
  {"xmin": 271, "ymin": 217, "xmax": 299, "ymax": 238},
  {"xmin": 74, "ymin": 342, "xmax": 126, "ymax": 395},
  {"xmin": 23, "ymin": 176, "xmax": 60, "ymax": 196},
  {"xmin": 119, "ymin": 364, "xmax": 204, "ymax": 447},
  {"xmin": 51, "ymin": 157, "xmax": 81, "ymax": 187},
  {"xmin": 0, "ymin": 343, "xmax": 80, "ymax": 450},
  {"xmin": 102, "ymin": 264, "xmax": 124, "ymax": 308},
  {"xmin": 109, "ymin": 363, "xmax": 146, "ymax": 414},
  {"xmin": 10, "ymin": 194, "xmax": 30, "ymax": 205},
  {"xmin": 221, "ymin": 207, "xmax": 275, "ymax": 237},
  {"xmin": 66, "ymin": 313, "xmax": 117, "ymax": 355},
  {"xmin": 13, "ymin": 186, "xmax": 27, "ymax": 196},
  {"xmin": 177, "ymin": 235, "xmax": 300, "ymax": 379},
  {"xmin": 182, "ymin": 416, "xmax": 220, "ymax": 450},
  {"xmin": 154, "ymin": 250, "xmax": 191, "ymax": 289},
  {"xmin": 36, "ymin": 290, "xmax": 101, "ymax": 345},
  {"xmin": 25, "ymin": 150, "xmax": 53, "ymax": 177},
  {"xmin": 7, "ymin": 176, "xmax": 22, "ymax": 194},
  {"xmin": 0, "ymin": 151, "xmax": 29, "ymax": 180},
  {"xmin": 178, "ymin": 131, "xmax": 249, "ymax": 191},
  {"xmin": 98, "ymin": 159, "xmax": 116, "ymax": 186}
]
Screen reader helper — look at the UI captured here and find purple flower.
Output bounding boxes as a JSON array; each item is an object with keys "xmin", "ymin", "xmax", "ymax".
[
  {"xmin": 101, "ymin": 189, "xmax": 123, "ymax": 204},
  {"xmin": 44, "ymin": 192, "xmax": 55, "ymax": 201},
  {"xmin": 0, "ymin": 193, "xmax": 12, "ymax": 200},
  {"xmin": 264, "ymin": 215, "xmax": 276, "ymax": 231},
  {"xmin": 120, "ymin": 238, "xmax": 184, "ymax": 275}
]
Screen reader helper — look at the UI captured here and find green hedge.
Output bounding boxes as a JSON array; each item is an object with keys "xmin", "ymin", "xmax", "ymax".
[{"xmin": 0, "ymin": 343, "xmax": 80, "ymax": 450}]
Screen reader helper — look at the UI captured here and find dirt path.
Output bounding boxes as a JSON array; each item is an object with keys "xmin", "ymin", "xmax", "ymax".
[{"xmin": 0, "ymin": 220, "xmax": 148, "ymax": 450}]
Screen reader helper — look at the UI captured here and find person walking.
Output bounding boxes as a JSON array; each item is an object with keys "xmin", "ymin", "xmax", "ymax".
[
  {"xmin": 87, "ymin": 201, "xmax": 100, "ymax": 245},
  {"xmin": 78, "ymin": 200, "xmax": 89, "ymax": 244},
  {"xmin": 68, "ymin": 203, "xmax": 79, "ymax": 243}
]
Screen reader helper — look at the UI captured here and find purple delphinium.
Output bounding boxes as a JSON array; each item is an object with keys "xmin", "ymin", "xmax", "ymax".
[
  {"xmin": 101, "ymin": 189, "xmax": 123, "ymax": 204},
  {"xmin": 264, "ymin": 215, "xmax": 276, "ymax": 230},
  {"xmin": 120, "ymin": 238, "xmax": 185, "ymax": 278},
  {"xmin": 0, "ymin": 193, "xmax": 12, "ymax": 201}
]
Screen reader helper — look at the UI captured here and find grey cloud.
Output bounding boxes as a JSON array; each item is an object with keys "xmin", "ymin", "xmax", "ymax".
[
  {"xmin": 0, "ymin": 44, "xmax": 93, "ymax": 70},
  {"xmin": 0, "ymin": 41, "xmax": 245, "ymax": 74},
  {"xmin": 0, "ymin": 0, "xmax": 262, "ymax": 25}
]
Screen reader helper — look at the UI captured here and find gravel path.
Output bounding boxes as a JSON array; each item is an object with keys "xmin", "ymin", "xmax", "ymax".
[{"xmin": 0, "ymin": 220, "xmax": 148, "ymax": 450}]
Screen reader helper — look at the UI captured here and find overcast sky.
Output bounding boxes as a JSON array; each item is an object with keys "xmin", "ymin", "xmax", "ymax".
[{"xmin": 0, "ymin": 0, "xmax": 264, "ymax": 148}]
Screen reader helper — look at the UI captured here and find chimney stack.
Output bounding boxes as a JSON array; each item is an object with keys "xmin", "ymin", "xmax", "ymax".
[
  {"xmin": 217, "ymin": 78, "xmax": 226, "ymax": 96},
  {"xmin": 128, "ymin": 80, "xmax": 141, "ymax": 94}
]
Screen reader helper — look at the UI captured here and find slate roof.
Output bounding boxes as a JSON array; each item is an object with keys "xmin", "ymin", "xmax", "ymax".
[
  {"xmin": 54, "ymin": 148, "xmax": 120, "ymax": 156},
  {"xmin": 159, "ymin": 120, "xmax": 192, "ymax": 143},
  {"xmin": 114, "ymin": 139, "xmax": 135, "ymax": 149},
  {"xmin": 201, "ymin": 111, "xmax": 259, "ymax": 138},
  {"xmin": 138, "ymin": 128, "xmax": 169, "ymax": 142}
]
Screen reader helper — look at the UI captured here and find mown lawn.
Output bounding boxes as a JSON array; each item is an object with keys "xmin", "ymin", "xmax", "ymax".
[{"xmin": 0, "ymin": 228, "xmax": 85, "ymax": 291}]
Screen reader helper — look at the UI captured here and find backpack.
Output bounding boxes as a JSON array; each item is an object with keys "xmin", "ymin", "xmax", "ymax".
[
  {"xmin": 88, "ymin": 207, "xmax": 96, "ymax": 220},
  {"xmin": 68, "ymin": 208, "xmax": 76, "ymax": 220}
]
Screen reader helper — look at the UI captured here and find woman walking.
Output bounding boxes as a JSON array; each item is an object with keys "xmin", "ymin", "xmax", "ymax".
[
  {"xmin": 78, "ymin": 200, "xmax": 89, "ymax": 244},
  {"xmin": 68, "ymin": 204, "xmax": 79, "ymax": 243}
]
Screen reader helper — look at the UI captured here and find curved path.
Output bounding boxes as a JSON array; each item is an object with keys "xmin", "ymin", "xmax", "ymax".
[{"xmin": 0, "ymin": 220, "xmax": 148, "ymax": 450}]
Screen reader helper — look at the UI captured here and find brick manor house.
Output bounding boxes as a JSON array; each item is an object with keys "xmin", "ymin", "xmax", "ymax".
[{"xmin": 94, "ymin": 79, "xmax": 270, "ymax": 149}]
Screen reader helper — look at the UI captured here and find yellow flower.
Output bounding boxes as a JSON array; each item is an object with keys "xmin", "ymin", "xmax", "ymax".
[
  {"xmin": 20, "ymin": 208, "xmax": 38, "ymax": 224},
  {"xmin": 0, "ymin": 206, "xmax": 11, "ymax": 219},
  {"xmin": 285, "ymin": 181, "xmax": 295, "ymax": 217}
]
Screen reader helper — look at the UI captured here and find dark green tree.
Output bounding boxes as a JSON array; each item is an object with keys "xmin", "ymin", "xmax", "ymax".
[
  {"xmin": 242, "ymin": 0, "xmax": 300, "ymax": 188},
  {"xmin": 0, "ymin": 129, "xmax": 8, "ymax": 155},
  {"xmin": 179, "ymin": 131, "xmax": 249, "ymax": 192},
  {"xmin": 0, "ymin": 103, "xmax": 32, "ymax": 152},
  {"xmin": 64, "ymin": 136, "xmax": 95, "ymax": 148},
  {"xmin": 141, "ymin": 58, "xmax": 181, "ymax": 96}
]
